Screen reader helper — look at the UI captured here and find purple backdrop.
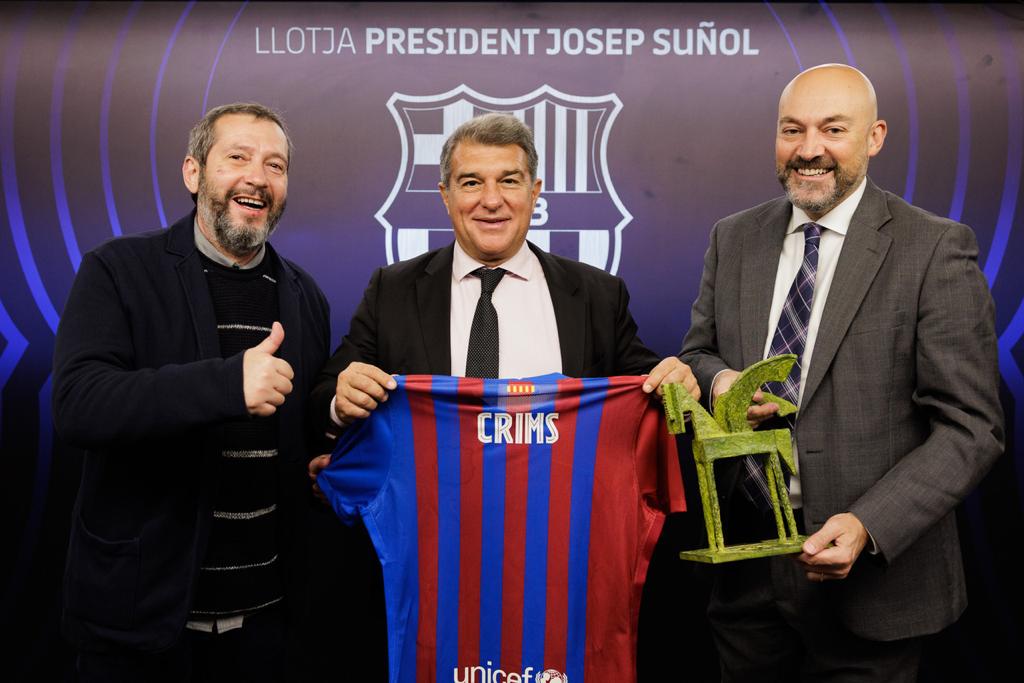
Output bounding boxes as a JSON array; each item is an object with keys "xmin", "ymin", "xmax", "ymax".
[{"xmin": 2, "ymin": 2, "xmax": 1023, "ymax": 680}]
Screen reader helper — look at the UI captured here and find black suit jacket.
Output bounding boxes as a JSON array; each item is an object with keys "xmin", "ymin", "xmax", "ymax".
[
  {"xmin": 53, "ymin": 214, "xmax": 331, "ymax": 653},
  {"xmin": 311, "ymin": 242, "xmax": 660, "ymax": 430}
]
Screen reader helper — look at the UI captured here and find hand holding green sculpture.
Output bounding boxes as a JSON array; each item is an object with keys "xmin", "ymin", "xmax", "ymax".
[{"xmin": 662, "ymin": 354, "xmax": 807, "ymax": 563}]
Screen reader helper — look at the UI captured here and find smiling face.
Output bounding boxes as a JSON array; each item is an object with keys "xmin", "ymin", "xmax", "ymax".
[
  {"xmin": 439, "ymin": 141, "xmax": 542, "ymax": 267},
  {"xmin": 775, "ymin": 65, "xmax": 886, "ymax": 219},
  {"xmin": 182, "ymin": 113, "xmax": 289, "ymax": 262}
]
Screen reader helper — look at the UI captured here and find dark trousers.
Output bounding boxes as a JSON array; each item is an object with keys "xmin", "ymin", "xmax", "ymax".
[
  {"xmin": 709, "ymin": 500, "xmax": 922, "ymax": 682},
  {"xmin": 75, "ymin": 607, "xmax": 286, "ymax": 683}
]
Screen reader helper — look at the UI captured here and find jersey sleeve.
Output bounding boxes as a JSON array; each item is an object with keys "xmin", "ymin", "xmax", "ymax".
[
  {"xmin": 636, "ymin": 401, "xmax": 686, "ymax": 514},
  {"xmin": 317, "ymin": 396, "xmax": 395, "ymax": 525}
]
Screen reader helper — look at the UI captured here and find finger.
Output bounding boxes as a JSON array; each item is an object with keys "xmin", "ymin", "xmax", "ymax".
[
  {"xmin": 747, "ymin": 403, "xmax": 779, "ymax": 419},
  {"xmin": 352, "ymin": 362, "xmax": 397, "ymax": 391},
  {"xmin": 337, "ymin": 397, "xmax": 373, "ymax": 421},
  {"xmin": 345, "ymin": 372, "xmax": 391, "ymax": 403},
  {"xmin": 254, "ymin": 402, "xmax": 277, "ymax": 417},
  {"xmin": 265, "ymin": 390, "xmax": 286, "ymax": 407},
  {"xmin": 685, "ymin": 375, "xmax": 701, "ymax": 400},
  {"xmin": 273, "ymin": 375, "xmax": 293, "ymax": 396},
  {"xmin": 642, "ymin": 359, "xmax": 673, "ymax": 393},
  {"xmin": 275, "ymin": 359, "xmax": 295, "ymax": 380},
  {"xmin": 308, "ymin": 454, "xmax": 331, "ymax": 479},
  {"xmin": 801, "ymin": 545, "xmax": 853, "ymax": 569},
  {"xmin": 254, "ymin": 321, "xmax": 285, "ymax": 354},
  {"xmin": 802, "ymin": 520, "xmax": 842, "ymax": 556}
]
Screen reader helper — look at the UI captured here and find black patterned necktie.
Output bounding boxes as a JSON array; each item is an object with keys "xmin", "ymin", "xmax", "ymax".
[
  {"xmin": 742, "ymin": 222, "xmax": 822, "ymax": 512},
  {"xmin": 465, "ymin": 267, "xmax": 507, "ymax": 378}
]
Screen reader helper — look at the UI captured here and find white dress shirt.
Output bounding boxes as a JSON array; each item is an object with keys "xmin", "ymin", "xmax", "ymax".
[
  {"xmin": 712, "ymin": 178, "xmax": 867, "ymax": 508},
  {"xmin": 449, "ymin": 239, "xmax": 562, "ymax": 378},
  {"xmin": 329, "ymin": 239, "xmax": 562, "ymax": 427},
  {"xmin": 766, "ymin": 177, "xmax": 866, "ymax": 506}
]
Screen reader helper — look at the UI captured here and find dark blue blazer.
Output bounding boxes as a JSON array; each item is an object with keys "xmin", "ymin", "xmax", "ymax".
[{"xmin": 53, "ymin": 213, "xmax": 331, "ymax": 652}]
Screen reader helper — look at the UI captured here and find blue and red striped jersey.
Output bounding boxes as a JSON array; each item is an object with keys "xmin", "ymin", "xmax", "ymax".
[{"xmin": 318, "ymin": 374, "xmax": 684, "ymax": 683}]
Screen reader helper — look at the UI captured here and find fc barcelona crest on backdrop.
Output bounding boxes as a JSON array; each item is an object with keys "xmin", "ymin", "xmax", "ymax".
[{"xmin": 376, "ymin": 84, "xmax": 632, "ymax": 274}]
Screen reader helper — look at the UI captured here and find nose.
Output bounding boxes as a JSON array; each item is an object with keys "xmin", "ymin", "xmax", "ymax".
[
  {"xmin": 243, "ymin": 160, "xmax": 269, "ymax": 188},
  {"xmin": 480, "ymin": 180, "xmax": 503, "ymax": 209},
  {"xmin": 797, "ymin": 129, "xmax": 825, "ymax": 160}
]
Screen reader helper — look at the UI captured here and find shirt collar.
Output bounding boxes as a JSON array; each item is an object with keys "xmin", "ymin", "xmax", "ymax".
[
  {"xmin": 787, "ymin": 176, "xmax": 867, "ymax": 237},
  {"xmin": 452, "ymin": 238, "xmax": 538, "ymax": 281},
  {"xmin": 193, "ymin": 218, "xmax": 266, "ymax": 269}
]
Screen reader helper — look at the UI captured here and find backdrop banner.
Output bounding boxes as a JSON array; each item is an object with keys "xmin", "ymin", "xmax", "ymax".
[{"xmin": 1, "ymin": 3, "xmax": 1022, "ymax": 680}]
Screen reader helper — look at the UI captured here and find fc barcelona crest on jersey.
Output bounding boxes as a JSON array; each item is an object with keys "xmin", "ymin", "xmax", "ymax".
[{"xmin": 376, "ymin": 84, "xmax": 632, "ymax": 274}]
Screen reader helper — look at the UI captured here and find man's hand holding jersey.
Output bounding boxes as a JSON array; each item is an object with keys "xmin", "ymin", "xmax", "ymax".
[{"xmin": 333, "ymin": 361, "xmax": 397, "ymax": 425}]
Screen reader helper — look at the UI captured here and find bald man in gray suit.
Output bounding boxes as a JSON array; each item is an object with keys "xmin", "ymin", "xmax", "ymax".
[{"xmin": 680, "ymin": 64, "xmax": 1003, "ymax": 681}]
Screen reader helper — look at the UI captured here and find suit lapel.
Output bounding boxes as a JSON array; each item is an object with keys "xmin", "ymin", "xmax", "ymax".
[
  {"xmin": 532, "ymin": 244, "xmax": 585, "ymax": 377},
  {"xmin": 169, "ymin": 216, "xmax": 220, "ymax": 360},
  {"xmin": 801, "ymin": 181, "xmax": 892, "ymax": 409},
  {"xmin": 741, "ymin": 199, "xmax": 790, "ymax": 367},
  {"xmin": 273, "ymin": 249, "xmax": 303, "ymax": 456},
  {"xmin": 416, "ymin": 245, "xmax": 454, "ymax": 374}
]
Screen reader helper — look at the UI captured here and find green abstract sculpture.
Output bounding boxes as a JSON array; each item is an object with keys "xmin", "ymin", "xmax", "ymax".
[{"xmin": 663, "ymin": 355, "xmax": 807, "ymax": 563}]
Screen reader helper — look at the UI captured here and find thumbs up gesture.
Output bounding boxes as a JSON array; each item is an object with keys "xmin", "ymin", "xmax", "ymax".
[{"xmin": 243, "ymin": 322, "xmax": 294, "ymax": 416}]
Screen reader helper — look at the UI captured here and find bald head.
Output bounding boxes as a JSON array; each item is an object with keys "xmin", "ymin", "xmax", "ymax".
[
  {"xmin": 780, "ymin": 64, "xmax": 878, "ymax": 122},
  {"xmin": 775, "ymin": 64, "xmax": 887, "ymax": 219}
]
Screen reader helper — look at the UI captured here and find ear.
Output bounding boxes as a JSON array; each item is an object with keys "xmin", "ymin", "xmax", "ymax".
[
  {"xmin": 438, "ymin": 182, "xmax": 451, "ymax": 215},
  {"xmin": 182, "ymin": 156, "xmax": 201, "ymax": 194},
  {"xmin": 867, "ymin": 119, "xmax": 887, "ymax": 158},
  {"xmin": 530, "ymin": 176, "xmax": 542, "ymax": 204}
]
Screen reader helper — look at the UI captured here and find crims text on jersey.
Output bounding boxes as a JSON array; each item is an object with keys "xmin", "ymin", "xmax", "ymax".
[{"xmin": 477, "ymin": 412, "xmax": 560, "ymax": 444}]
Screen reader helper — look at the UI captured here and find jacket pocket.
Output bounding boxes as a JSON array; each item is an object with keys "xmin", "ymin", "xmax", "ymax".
[{"xmin": 64, "ymin": 512, "xmax": 140, "ymax": 630}]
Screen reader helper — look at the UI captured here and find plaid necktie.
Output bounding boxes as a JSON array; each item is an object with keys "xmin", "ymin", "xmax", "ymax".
[
  {"xmin": 741, "ymin": 222, "xmax": 821, "ymax": 511},
  {"xmin": 465, "ymin": 267, "xmax": 507, "ymax": 378}
]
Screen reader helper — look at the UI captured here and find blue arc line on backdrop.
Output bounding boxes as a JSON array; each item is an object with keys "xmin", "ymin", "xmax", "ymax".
[
  {"xmin": 764, "ymin": 2, "xmax": 803, "ymax": 72},
  {"xmin": 998, "ymin": 298, "xmax": 1024, "ymax": 518},
  {"xmin": 0, "ymin": 299, "xmax": 29, "ymax": 432},
  {"xmin": 933, "ymin": 4, "xmax": 971, "ymax": 223},
  {"xmin": 202, "ymin": 1, "xmax": 249, "ymax": 115},
  {"xmin": 2, "ymin": 5, "xmax": 60, "ymax": 334},
  {"xmin": 52, "ymin": 2, "xmax": 88, "ymax": 273},
  {"xmin": 100, "ymin": 1, "xmax": 142, "ymax": 238},
  {"xmin": 820, "ymin": 1, "xmax": 856, "ymax": 67},
  {"xmin": 875, "ymin": 3, "xmax": 919, "ymax": 205},
  {"xmin": 982, "ymin": 5, "xmax": 1022, "ymax": 289},
  {"xmin": 1, "ymin": 377, "xmax": 53, "ymax": 632},
  {"xmin": 150, "ymin": 1, "xmax": 196, "ymax": 229}
]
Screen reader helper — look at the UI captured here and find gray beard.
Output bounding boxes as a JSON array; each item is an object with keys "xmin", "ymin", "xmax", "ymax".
[
  {"xmin": 197, "ymin": 184, "xmax": 285, "ymax": 259},
  {"xmin": 778, "ymin": 163, "xmax": 861, "ymax": 217}
]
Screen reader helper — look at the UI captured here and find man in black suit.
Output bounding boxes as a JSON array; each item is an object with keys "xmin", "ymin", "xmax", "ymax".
[
  {"xmin": 305, "ymin": 115, "xmax": 696, "ymax": 680},
  {"xmin": 309, "ymin": 112, "xmax": 696, "ymax": 435}
]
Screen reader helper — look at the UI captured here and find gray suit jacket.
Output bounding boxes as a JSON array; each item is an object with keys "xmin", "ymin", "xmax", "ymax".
[{"xmin": 680, "ymin": 179, "xmax": 1003, "ymax": 641}]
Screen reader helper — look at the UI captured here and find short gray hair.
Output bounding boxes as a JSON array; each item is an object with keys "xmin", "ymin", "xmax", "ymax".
[
  {"xmin": 439, "ymin": 113, "xmax": 538, "ymax": 188},
  {"xmin": 187, "ymin": 102, "xmax": 293, "ymax": 167}
]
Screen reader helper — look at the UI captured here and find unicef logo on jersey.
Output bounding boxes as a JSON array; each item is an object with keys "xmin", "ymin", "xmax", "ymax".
[
  {"xmin": 452, "ymin": 663, "xmax": 567, "ymax": 682},
  {"xmin": 377, "ymin": 84, "xmax": 632, "ymax": 274}
]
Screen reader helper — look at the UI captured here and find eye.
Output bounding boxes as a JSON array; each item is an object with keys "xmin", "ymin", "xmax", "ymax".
[{"xmin": 268, "ymin": 162, "xmax": 285, "ymax": 173}]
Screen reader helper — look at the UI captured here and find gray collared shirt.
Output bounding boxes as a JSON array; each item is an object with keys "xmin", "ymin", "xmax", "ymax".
[{"xmin": 193, "ymin": 219, "xmax": 266, "ymax": 269}]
